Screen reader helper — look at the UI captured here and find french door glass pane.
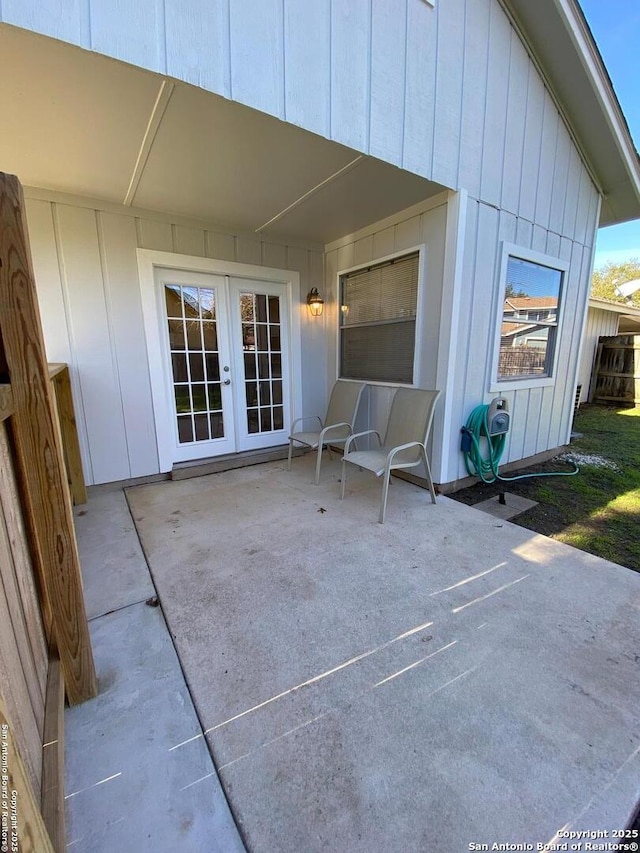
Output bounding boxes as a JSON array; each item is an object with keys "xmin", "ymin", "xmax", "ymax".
[
  {"xmin": 268, "ymin": 296, "xmax": 280, "ymax": 323},
  {"xmin": 172, "ymin": 352, "xmax": 187, "ymax": 382},
  {"xmin": 166, "ymin": 284, "xmax": 224, "ymax": 444},
  {"xmin": 177, "ymin": 416, "xmax": 193, "ymax": 443},
  {"xmin": 209, "ymin": 413, "xmax": 224, "ymax": 439},
  {"xmin": 189, "ymin": 353, "xmax": 204, "ymax": 382},
  {"xmin": 240, "ymin": 292, "xmax": 284, "ymax": 435},
  {"xmin": 245, "ymin": 381, "xmax": 258, "ymax": 407}
]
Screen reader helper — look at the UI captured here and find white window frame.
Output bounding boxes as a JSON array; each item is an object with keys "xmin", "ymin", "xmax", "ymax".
[
  {"xmin": 336, "ymin": 245, "xmax": 427, "ymax": 388},
  {"xmin": 489, "ymin": 242, "xmax": 569, "ymax": 393}
]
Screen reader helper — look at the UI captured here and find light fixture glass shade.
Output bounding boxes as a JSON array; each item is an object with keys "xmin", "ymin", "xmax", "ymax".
[{"xmin": 307, "ymin": 287, "xmax": 324, "ymax": 317}]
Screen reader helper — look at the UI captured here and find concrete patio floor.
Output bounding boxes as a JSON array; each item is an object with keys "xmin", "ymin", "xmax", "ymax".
[
  {"xmin": 66, "ymin": 487, "xmax": 244, "ymax": 853},
  {"xmin": 66, "ymin": 453, "xmax": 640, "ymax": 852}
]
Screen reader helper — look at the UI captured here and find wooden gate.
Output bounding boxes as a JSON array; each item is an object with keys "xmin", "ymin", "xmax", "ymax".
[{"xmin": 0, "ymin": 173, "xmax": 96, "ymax": 851}]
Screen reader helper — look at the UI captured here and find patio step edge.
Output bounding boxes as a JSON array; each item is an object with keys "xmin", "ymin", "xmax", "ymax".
[{"xmin": 170, "ymin": 445, "xmax": 304, "ymax": 480}]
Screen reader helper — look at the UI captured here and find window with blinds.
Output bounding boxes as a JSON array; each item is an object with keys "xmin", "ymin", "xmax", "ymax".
[{"xmin": 339, "ymin": 252, "xmax": 419, "ymax": 383}]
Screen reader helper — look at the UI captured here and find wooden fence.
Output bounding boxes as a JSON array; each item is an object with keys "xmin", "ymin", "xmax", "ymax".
[
  {"xmin": 498, "ymin": 346, "xmax": 547, "ymax": 377},
  {"xmin": 0, "ymin": 172, "xmax": 96, "ymax": 851},
  {"xmin": 591, "ymin": 334, "xmax": 640, "ymax": 406}
]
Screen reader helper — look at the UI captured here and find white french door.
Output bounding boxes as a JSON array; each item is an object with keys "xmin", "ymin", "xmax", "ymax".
[
  {"xmin": 228, "ymin": 277, "xmax": 291, "ymax": 453},
  {"xmin": 154, "ymin": 267, "xmax": 291, "ymax": 464}
]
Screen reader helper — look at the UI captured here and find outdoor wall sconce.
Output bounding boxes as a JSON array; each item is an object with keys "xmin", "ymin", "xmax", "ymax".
[{"xmin": 307, "ymin": 287, "xmax": 324, "ymax": 317}]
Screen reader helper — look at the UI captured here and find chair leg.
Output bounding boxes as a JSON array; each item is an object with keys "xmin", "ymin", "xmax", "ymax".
[
  {"xmin": 421, "ymin": 447, "xmax": 437, "ymax": 504},
  {"xmin": 379, "ymin": 467, "xmax": 392, "ymax": 524},
  {"xmin": 340, "ymin": 460, "xmax": 347, "ymax": 499},
  {"xmin": 287, "ymin": 438, "xmax": 294, "ymax": 471},
  {"xmin": 314, "ymin": 445, "xmax": 323, "ymax": 485}
]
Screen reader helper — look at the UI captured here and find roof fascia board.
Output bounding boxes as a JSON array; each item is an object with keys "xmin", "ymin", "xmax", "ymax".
[
  {"xmin": 556, "ymin": 0, "xmax": 640, "ymax": 191},
  {"xmin": 589, "ymin": 297, "xmax": 640, "ymax": 317},
  {"xmin": 501, "ymin": 0, "xmax": 640, "ymax": 222}
]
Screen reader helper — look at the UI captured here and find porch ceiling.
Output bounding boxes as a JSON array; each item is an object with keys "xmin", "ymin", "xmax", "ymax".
[{"xmin": 0, "ymin": 25, "xmax": 442, "ymax": 245}]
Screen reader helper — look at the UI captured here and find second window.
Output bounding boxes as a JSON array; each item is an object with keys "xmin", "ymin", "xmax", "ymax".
[{"xmin": 339, "ymin": 251, "xmax": 419, "ymax": 384}]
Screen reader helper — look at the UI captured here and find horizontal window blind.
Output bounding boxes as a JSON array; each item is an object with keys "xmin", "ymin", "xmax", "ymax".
[
  {"xmin": 341, "ymin": 253, "xmax": 419, "ymax": 326},
  {"xmin": 341, "ymin": 322, "xmax": 416, "ymax": 383},
  {"xmin": 339, "ymin": 252, "xmax": 419, "ymax": 383}
]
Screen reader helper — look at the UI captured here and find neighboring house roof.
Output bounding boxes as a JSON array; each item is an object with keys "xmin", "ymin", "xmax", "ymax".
[
  {"xmin": 503, "ymin": 0, "xmax": 640, "ymax": 226},
  {"xmin": 588, "ymin": 296, "xmax": 640, "ymax": 317},
  {"xmin": 501, "ymin": 322, "xmax": 539, "ymax": 338},
  {"xmin": 505, "ymin": 297, "xmax": 558, "ymax": 310}
]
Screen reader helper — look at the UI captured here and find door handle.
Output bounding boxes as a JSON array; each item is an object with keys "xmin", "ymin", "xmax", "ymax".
[{"xmin": 223, "ymin": 378, "xmax": 231, "ymax": 385}]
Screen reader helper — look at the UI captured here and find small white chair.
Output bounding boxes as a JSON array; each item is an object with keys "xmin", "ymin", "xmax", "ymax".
[
  {"xmin": 340, "ymin": 388, "xmax": 440, "ymax": 523},
  {"xmin": 287, "ymin": 380, "xmax": 366, "ymax": 484}
]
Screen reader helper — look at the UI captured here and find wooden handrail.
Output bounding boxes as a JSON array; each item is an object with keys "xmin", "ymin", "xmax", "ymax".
[
  {"xmin": 48, "ymin": 365, "xmax": 87, "ymax": 506},
  {"xmin": 0, "ymin": 172, "xmax": 96, "ymax": 705}
]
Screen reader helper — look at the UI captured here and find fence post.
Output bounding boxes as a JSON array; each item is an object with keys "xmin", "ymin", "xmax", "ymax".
[{"xmin": 0, "ymin": 172, "xmax": 96, "ymax": 704}]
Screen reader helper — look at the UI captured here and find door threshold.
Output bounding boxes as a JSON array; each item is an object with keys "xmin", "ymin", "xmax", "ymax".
[{"xmin": 171, "ymin": 445, "xmax": 304, "ymax": 481}]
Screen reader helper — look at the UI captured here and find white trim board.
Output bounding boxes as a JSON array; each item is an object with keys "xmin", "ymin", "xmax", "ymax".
[
  {"xmin": 432, "ymin": 189, "xmax": 468, "ymax": 484},
  {"xmin": 137, "ymin": 248, "xmax": 303, "ymax": 472}
]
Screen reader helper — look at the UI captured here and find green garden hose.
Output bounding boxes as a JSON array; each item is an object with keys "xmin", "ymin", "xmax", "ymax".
[{"xmin": 460, "ymin": 404, "xmax": 579, "ymax": 484}]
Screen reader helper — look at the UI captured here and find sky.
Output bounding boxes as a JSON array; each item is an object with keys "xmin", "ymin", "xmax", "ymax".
[{"xmin": 579, "ymin": 0, "xmax": 640, "ymax": 270}]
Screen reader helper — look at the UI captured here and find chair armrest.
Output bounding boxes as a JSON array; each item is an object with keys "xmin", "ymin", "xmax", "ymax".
[
  {"xmin": 290, "ymin": 415, "xmax": 323, "ymax": 434},
  {"xmin": 319, "ymin": 421, "xmax": 351, "ymax": 442},
  {"xmin": 386, "ymin": 441, "xmax": 422, "ymax": 465},
  {"xmin": 344, "ymin": 429, "xmax": 382, "ymax": 454}
]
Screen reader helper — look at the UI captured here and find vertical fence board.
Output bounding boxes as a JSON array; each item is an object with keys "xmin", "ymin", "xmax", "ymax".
[
  {"xmin": 0, "ymin": 554, "xmax": 42, "ymax": 798},
  {"xmin": 0, "ymin": 695, "xmax": 55, "ymax": 853},
  {"xmin": 0, "ymin": 424, "xmax": 48, "ymax": 705},
  {"xmin": 0, "ymin": 495, "xmax": 45, "ymax": 732},
  {"xmin": 41, "ymin": 654, "xmax": 65, "ymax": 853}
]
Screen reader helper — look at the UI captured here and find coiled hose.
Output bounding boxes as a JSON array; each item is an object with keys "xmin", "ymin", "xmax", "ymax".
[{"xmin": 460, "ymin": 404, "xmax": 579, "ymax": 484}]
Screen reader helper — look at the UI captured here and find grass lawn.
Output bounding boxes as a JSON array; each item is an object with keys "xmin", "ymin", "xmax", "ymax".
[{"xmin": 450, "ymin": 404, "xmax": 640, "ymax": 572}]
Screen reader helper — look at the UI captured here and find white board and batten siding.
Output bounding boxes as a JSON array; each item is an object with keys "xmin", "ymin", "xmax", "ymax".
[
  {"xmin": 322, "ymin": 22, "xmax": 601, "ymax": 487},
  {"xmin": 7, "ymin": 0, "xmax": 605, "ymax": 487},
  {"xmin": 448, "ymin": 199, "xmax": 600, "ymax": 485},
  {"xmin": 324, "ymin": 196, "xmax": 448, "ymax": 459},
  {"xmin": 25, "ymin": 192, "xmax": 324, "ymax": 485},
  {"xmin": 446, "ymin": 20, "xmax": 602, "ymax": 485},
  {"xmin": 0, "ymin": 0, "xmax": 602, "ymax": 212},
  {"xmin": 323, "ymin": 174, "xmax": 597, "ymax": 487}
]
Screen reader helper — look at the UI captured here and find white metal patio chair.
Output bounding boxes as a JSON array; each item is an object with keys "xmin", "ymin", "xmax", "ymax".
[
  {"xmin": 287, "ymin": 380, "xmax": 366, "ymax": 484},
  {"xmin": 340, "ymin": 387, "xmax": 441, "ymax": 523}
]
